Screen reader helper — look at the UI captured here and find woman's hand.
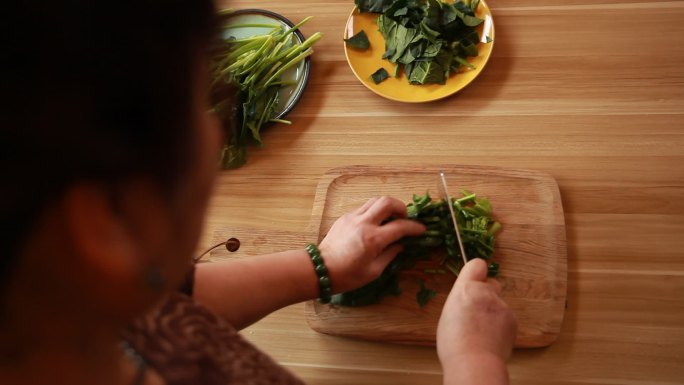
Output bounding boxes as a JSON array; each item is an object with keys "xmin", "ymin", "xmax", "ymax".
[
  {"xmin": 436, "ymin": 258, "xmax": 517, "ymax": 385},
  {"xmin": 318, "ymin": 196, "xmax": 426, "ymax": 293}
]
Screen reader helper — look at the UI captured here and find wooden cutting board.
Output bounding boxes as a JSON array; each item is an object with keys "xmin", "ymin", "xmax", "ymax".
[{"xmin": 304, "ymin": 165, "xmax": 567, "ymax": 348}]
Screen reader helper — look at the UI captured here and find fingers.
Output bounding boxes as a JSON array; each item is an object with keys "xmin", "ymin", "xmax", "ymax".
[
  {"xmin": 354, "ymin": 196, "xmax": 380, "ymax": 215},
  {"xmin": 371, "ymin": 243, "xmax": 404, "ymax": 274},
  {"xmin": 362, "ymin": 196, "xmax": 408, "ymax": 223},
  {"xmin": 455, "ymin": 259, "xmax": 503, "ymax": 295},
  {"xmin": 376, "ymin": 218, "xmax": 426, "ymax": 244},
  {"xmin": 456, "ymin": 258, "xmax": 488, "ymax": 284},
  {"xmin": 488, "ymin": 278, "xmax": 503, "ymax": 295}
]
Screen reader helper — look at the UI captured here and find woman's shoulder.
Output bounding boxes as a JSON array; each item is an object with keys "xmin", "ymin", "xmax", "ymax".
[{"xmin": 121, "ymin": 292, "xmax": 304, "ymax": 385}]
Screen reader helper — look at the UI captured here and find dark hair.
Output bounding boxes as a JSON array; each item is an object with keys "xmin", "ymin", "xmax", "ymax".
[{"xmin": 0, "ymin": 1, "xmax": 217, "ymax": 288}]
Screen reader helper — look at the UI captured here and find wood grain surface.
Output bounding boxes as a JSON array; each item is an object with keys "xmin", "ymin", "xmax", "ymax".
[
  {"xmin": 204, "ymin": 0, "xmax": 684, "ymax": 383},
  {"xmin": 303, "ymin": 165, "xmax": 566, "ymax": 347}
]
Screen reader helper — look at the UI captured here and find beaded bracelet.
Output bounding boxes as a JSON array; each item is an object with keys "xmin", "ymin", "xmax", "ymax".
[{"xmin": 305, "ymin": 243, "xmax": 332, "ymax": 304}]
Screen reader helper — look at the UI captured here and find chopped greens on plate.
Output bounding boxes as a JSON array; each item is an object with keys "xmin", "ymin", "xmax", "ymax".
[
  {"xmin": 370, "ymin": 68, "xmax": 391, "ymax": 84},
  {"xmin": 344, "ymin": 30, "xmax": 371, "ymax": 50},
  {"xmin": 354, "ymin": 0, "xmax": 490, "ymax": 85},
  {"xmin": 331, "ymin": 189, "xmax": 501, "ymax": 307},
  {"xmin": 211, "ymin": 11, "xmax": 321, "ymax": 168}
]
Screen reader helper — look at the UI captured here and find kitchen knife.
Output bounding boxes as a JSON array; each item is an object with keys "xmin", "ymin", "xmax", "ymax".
[{"xmin": 438, "ymin": 171, "xmax": 468, "ymax": 265}]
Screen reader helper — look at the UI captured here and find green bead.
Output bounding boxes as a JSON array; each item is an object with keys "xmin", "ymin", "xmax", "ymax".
[
  {"xmin": 320, "ymin": 286, "xmax": 332, "ymax": 297},
  {"xmin": 319, "ymin": 276, "xmax": 331, "ymax": 289},
  {"xmin": 305, "ymin": 243, "xmax": 332, "ymax": 304},
  {"xmin": 311, "ymin": 255, "xmax": 323, "ymax": 266},
  {"xmin": 315, "ymin": 264, "xmax": 328, "ymax": 276}
]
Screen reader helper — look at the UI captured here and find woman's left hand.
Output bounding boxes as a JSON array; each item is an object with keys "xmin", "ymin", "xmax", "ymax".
[{"xmin": 317, "ymin": 196, "xmax": 426, "ymax": 293}]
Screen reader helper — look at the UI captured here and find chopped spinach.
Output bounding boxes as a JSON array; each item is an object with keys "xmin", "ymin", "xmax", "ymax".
[
  {"xmin": 344, "ymin": 30, "xmax": 371, "ymax": 50},
  {"xmin": 331, "ymin": 190, "xmax": 502, "ymax": 307},
  {"xmin": 370, "ymin": 68, "xmax": 391, "ymax": 84},
  {"xmin": 356, "ymin": 0, "xmax": 490, "ymax": 85},
  {"xmin": 417, "ymin": 279, "xmax": 437, "ymax": 307},
  {"xmin": 355, "ymin": 0, "xmax": 395, "ymax": 13}
]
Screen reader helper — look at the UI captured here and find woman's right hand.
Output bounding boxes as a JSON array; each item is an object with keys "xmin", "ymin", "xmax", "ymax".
[{"xmin": 436, "ymin": 258, "xmax": 517, "ymax": 384}]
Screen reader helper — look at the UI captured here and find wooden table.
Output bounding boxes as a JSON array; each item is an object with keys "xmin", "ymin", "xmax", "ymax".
[{"xmin": 206, "ymin": 0, "xmax": 684, "ymax": 384}]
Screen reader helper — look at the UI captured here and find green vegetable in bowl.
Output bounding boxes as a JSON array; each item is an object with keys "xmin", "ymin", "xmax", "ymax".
[
  {"xmin": 211, "ymin": 11, "xmax": 322, "ymax": 169},
  {"xmin": 331, "ymin": 189, "xmax": 501, "ymax": 307},
  {"xmin": 354, "ymin": 0, "xmax": 490, "ymax": 85}
]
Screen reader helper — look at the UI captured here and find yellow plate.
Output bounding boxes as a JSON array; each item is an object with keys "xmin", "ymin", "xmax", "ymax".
[{"xmin": 343, "ymin": 1, "xmax": 495, "ymax": 103}]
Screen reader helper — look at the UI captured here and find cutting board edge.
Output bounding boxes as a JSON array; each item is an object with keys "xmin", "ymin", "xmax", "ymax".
[{"xmin": 304, "ymin": 300, "xmax": 561, "ymax": 349}]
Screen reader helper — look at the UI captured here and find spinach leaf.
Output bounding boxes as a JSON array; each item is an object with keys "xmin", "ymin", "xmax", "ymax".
[
  {"xmin": 220, "ymin": 140, "xmax": 247, "ymax": 169},
  {"xmin": 422, "ymin": 40, "xmax": 443, "ymax": 58},
  {"xmin": 344, "ymin": 30, "xmax": 371, "ymax": 50},
  {"xmin": 379, "ymin": 15, "xmax": 423, "ymax": 63},
  {"xmin": 419, "ymin": 24, "xmax": 440, "ymax": 43},
  {"xmin": 460, "ymin": 40, "xmax": 479, "ymax": 57},
  {"xmin": 458, "ymin": 12, "xmax": 483, "ymax": 27},
  {"xmin": 417, "ymin": 280, "xmax": 437, "ymax": 308},
  {"xmin": 423, "ymin": 0, "xmax": 443, "ymax": 31},
  {"xmin": 438, "ymin": 1, "xmax": 460, "ymax": 27},
  {"xmin": 453, "ymin": 56, "xmax": 475, "ymax": 70},
  {"xmin": 385, "ymin": 0, "xmax": 409, "ymax": 18},
  {"xmin": 370, "ymin": 67, "xmax": 390, "ymax": 84},
  {"xmin": 455, "ymin": 1, "xmax": 476, "ymax": 16},
  {"xmin": 397, "ymin": 40, "xmax": 426, "ymax": 64},
  {"xmin": 355, "ymin": 0, "xmax": 394, "ymax": 13},
  {"xmin": 452, "ymin": 2, "xmax": 484, "ymax": 27},
  {"xmin": 408, "ymin": 60, "xmax": 446, "ymax": 85},
  {"xmin": 382, "ymin": 47, "xmax": 396, "ymax": 59},
  {"xmin": 394, "ymin": 6, "xmax": 408, "ymax": 16},
  {"xmin": 386, "ymin": 0, "xmax": 425, "ymax": 27}
]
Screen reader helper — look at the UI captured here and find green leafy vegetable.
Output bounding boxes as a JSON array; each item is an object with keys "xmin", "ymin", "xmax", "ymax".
[
  {"xmin": 408, "ymin": 60, "xmax": 445, "ymax": 85},
  {"xmin": 211, "ymin": 15, "xmax": 322, "ymax": 168},
  {"xmin": 331, "ymin": 189, "xmax": 501, "ymax": 307},
  {"xmin": 355, "ymin": 0, "xmax": 395, "ymax": 13},
  {"xmin": 345, "ymin": 30, "xmax": 371, "ymax": 50},
  {"xmin": 356, "ymin": 0, "xmax": 490, "ymax": 85},
  {"xmin": 417, "ymin": 279, "xmax": 437, "ymax": 307},
  {"xmin": 370, "ymin": 68, "xmax": 391, "ymax": 84}
]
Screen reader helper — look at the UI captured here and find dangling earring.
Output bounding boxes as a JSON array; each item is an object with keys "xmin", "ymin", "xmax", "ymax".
[
  {"xmin": 143, "ymin": 266, "xmax": 166, "ymax": 290},
  {"xmin": 193, "ymin": 237, "xmax": 240, "ymax": 263}
]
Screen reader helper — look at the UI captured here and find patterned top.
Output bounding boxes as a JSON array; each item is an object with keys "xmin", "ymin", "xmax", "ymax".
[{"xmin": 121, "ymin": 291, "xmax": 305, "ymax": 385}]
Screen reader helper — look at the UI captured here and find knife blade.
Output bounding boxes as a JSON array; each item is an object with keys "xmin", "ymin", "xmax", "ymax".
[{"xmin": 438, "ymin": 171, "xmax": 468, "ymax": 265}]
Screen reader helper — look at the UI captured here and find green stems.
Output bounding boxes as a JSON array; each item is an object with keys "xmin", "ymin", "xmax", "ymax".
[{"xmin": 211, "ymin": 15, "xmax": 321, "ymax": 168}]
